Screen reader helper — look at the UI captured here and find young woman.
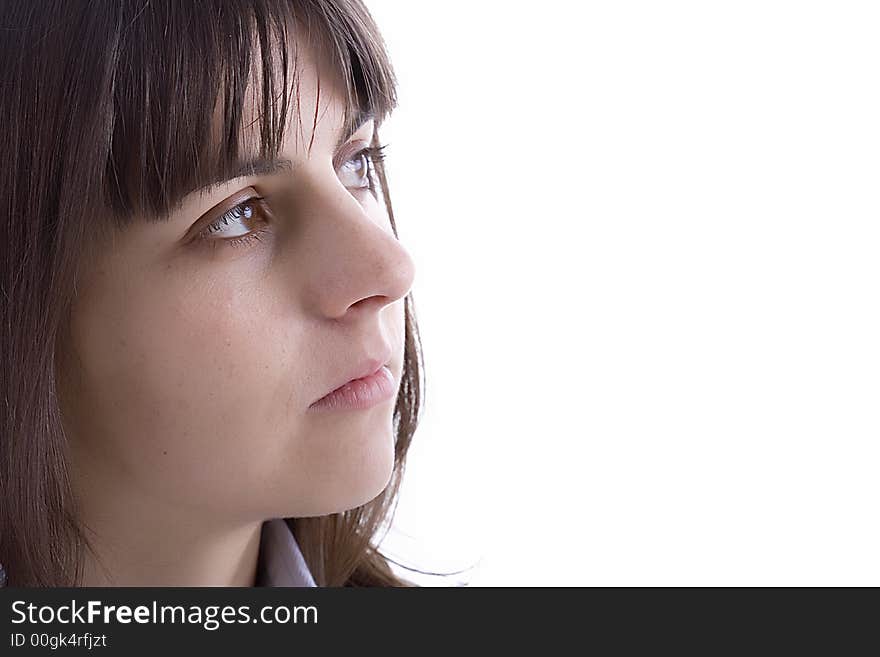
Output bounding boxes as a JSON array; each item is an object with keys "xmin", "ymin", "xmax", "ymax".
[{"xmin": 0, "ymin": 0, "xmax": 424, "ymax": 587}]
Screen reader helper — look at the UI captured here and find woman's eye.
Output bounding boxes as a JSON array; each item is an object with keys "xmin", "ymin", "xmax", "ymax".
[
  {"xmin": 338, "ymin": 145, "xmax": 387, "ymax": 192},
  {"xmin": 194, "ymin": 144, "xmax": 387, "ymax": 252},
  {"xmin": 338, "ymin": 150, "xmax": 371, "ymax": 189},
  {"xmin": 196, "ymin": 197, "xmax": 268, "ymax": 249}
]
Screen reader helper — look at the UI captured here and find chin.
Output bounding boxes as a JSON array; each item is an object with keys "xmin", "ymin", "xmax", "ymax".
[
  {"xmin": 329, "ymin": 457, "xmax": 396, "ymax": 515},
  {"xmin": 290, "ymin": 447, "xmax": 396, "ymax": 519}
]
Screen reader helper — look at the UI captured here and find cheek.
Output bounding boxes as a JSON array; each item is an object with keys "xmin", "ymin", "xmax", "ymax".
[
  {"xmin": 63, "ymin": 263, "xmax": 399, "ymax": 519},
  {"xmin": 64, "ymin": 268, "xmax": 302, "ymax": 514}
]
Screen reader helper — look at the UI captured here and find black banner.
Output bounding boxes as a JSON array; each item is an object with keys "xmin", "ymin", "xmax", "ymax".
[{"xmin": 1, "ymin": 587, "xmax": 875, "ymax": 653}]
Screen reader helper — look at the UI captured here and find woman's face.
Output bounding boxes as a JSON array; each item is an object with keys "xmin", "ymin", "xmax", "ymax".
[{"xmin": 58, "ymin": 37, "xmax": 415, "ymax": 527}]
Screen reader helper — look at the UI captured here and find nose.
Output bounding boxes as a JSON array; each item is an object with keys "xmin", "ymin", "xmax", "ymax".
[{"xmin": 287, "ymin": 167, "xmax": 416, "ymax": 320}]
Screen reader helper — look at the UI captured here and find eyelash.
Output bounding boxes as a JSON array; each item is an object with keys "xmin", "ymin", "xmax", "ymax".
[{"xmin": 197, "ymin": 144, "xmax": 388, "ymax": 251}]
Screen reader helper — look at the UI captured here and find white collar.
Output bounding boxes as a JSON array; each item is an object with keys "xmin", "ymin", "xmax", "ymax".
[{"xmin": 255, "ymin": 518, "xmax": 317, "ymax": 587}]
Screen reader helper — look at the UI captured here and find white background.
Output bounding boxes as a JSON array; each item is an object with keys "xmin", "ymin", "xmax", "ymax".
[{"xmin": 368, "ymin": 1, "xmax": 880, "ymax": 585}]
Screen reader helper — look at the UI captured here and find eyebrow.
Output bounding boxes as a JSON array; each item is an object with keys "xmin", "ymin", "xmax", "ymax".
[
  {"xmin": 192, "ymin": 157, "xmax": 293, "ymax": 199},
  {"xmin": 189, "ymin": 110, "xmax": 375, "ymax": 200}
]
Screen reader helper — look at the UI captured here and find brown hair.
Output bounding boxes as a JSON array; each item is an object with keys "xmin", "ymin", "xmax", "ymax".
[{"xmin": 0, "ymin": 0, "xmax": 425, "ymax": 586}]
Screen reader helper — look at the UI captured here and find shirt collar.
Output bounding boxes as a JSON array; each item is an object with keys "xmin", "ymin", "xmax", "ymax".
[{"xmin": 255, "ymin": 518, "xmax": 317, "ymax": 587}]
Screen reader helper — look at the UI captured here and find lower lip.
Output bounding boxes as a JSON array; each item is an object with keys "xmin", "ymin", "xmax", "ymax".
[{"xmin": 309, "ymin": 365, "xmax": 396, "ymax": 412}]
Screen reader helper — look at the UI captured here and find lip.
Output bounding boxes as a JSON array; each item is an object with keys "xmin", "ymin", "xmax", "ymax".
[
  {"xmin": 309, "ymin": 349, "xmax": 395, "ymax": 411},
  {"xmin": 308, "ymin": 363, "xmax": 396, "ymax": 411}
]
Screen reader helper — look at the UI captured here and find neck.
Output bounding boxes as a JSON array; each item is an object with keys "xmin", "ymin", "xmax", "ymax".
[
  {"xmin": 79, "ymin": 520, "xmax": 263, "ymax": 587},
  {"xmin": 72, "ymin": 455, "xmax": 263, "ymax": 587}
]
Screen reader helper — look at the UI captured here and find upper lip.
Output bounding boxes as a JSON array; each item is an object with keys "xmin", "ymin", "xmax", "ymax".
[{"xmin": 311, "ymin": 347, "xmax": 393, "ymax": 406}]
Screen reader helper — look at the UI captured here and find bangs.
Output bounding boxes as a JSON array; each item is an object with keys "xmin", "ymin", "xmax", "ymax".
[{"xmin": 102, "ymin": 0, "xmax": 398, "ymax": 223}]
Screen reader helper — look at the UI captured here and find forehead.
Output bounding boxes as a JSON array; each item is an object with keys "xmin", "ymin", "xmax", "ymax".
[
  {"xmin": 215, "ymin": 26, "xmax": 352, "ymax": 160},
  {"xmin": 100, "ymin": 3, "xmax": 396, "ymax": 225}
]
